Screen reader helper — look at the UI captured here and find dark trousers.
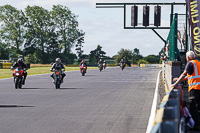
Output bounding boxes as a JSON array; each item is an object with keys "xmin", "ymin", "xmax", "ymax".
[
  {"xmin": 189, "ymin": 89, "xmax": 200, "ymax": 126},
  {"xmin": 24, "ymin": 71, "xmax": 27, "ymax": 80}
]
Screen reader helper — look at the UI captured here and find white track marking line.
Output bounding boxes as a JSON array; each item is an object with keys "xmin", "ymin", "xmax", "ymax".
[{"xmin": 146, "ymin": 70, "xmax": 162, "ymax": 133}]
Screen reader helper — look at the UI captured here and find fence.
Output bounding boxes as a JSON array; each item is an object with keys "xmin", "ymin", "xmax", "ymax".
[
  {"xmin": 150, "ymin": 13, "xmax": 186, "ymax": 132},
  {"xmin": 151, "ymin": 87, "xmax": 182, "ymax": 133},
  {"xmin": 0, "ymin": 63, "xmax": 12, "ymax": 69}
]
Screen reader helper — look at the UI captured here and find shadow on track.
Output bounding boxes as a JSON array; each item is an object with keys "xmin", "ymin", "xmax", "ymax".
[
  {"xmin": 20, "ymin": 88, "xmax": 49, "ymax": 90},
  {"xmin": 81, "ymin": 75, "xmax": 95, "ymax": 77},
  {"xmin": 57, "ymin": 87, "xmax": 83, "ymax": 90},
  {"xmin": 0, "ymin": 105, "xmax": 34, "ymax": 108}
]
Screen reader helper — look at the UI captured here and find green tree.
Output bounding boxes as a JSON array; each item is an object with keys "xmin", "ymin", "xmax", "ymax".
[
  {"xmin": 25, "ymin": 5, "xmax": 54, "ymax": 63},
  {"xmin": 131, "ymin": 48, "xmax": 143, "ymax": 64},
  {"xmin": 0, "ymin": 5, "xmax": 26, "ymax": 53},
  {"xmin": 137, "ymin": 59, "xmax": 149, "ymax": 66},
  {"xmin": 51, "ymin": 5, "xmax": 84, "ymax": 63},
  {"xmin": 89, "ymin": 45, "xmax": 106, "ymax": 64},
  {"xmin": 0, "ymin": 5, "xmax": 84, "ymax": 64},
  {"xmin": 143, "ymin": 55, "xmax": 160, "ymax": 63},
  {"xmin": 0, "ymin": 43, "xmax": 9, "ymax": 59},
  {"xmin": 133, "ymin": 48, "xmax": 140, "ymax": 55},
  {"xmin": 114, "ymin": 48, "xmax": 132, "ymax": 66}
]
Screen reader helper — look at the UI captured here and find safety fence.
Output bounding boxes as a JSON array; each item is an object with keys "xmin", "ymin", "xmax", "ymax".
[
  {"xmin": 150, "ymin": 86, "xmax": 183, "ymax": 133},
  {"xmin": 150, "ymin": 12, "xmax": 186, "ymax": 132}
]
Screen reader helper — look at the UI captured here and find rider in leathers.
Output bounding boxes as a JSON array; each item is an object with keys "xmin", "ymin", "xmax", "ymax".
[
  {"xmin": 80, "ymin": 60, "xmax": 87, "ymax": 72},
  {"xmin": 98, "ymin": 59, "xmax": 103, "ymax": 67},
  {"xmin": 50, "ymin": 58, "xmax": 66, "ymax": 83},
  {"xmin": 11, "ymin": 58, "xmax": 28, "ymax": 85},
  {"xmin": 120, "ymin": 59, "xmax": 126, "ymax": 67}
]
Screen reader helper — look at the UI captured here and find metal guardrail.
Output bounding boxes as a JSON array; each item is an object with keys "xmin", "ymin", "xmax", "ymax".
[
  {"xmin": 0, "ymin": 63, "xmax": 12, "ymax": 69},
  {"xmin": 150, "ymin": 87, "xmax": 181, "ymax": 133}
]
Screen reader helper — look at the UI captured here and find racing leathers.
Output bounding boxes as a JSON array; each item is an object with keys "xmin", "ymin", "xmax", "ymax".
[
  {"xmin": 80, "ymin": 62, "xmax": 87, "ymax": 72},
  {"xmin": 12, "ymin": 62, "xmax": 28, "ymax": 84},
  {"xmin": 50, "ymin": 63, "xmax": 66, "ymax": 82},
  {"xmin": 98, "ymin": 61, "xmax": 103, "ymax": 67}
]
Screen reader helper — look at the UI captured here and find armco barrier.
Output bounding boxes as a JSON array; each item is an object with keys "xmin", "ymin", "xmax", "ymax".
[
  {"xmin": 2, "ymin": 63, "xmax": 12, "ymax": 69},
  {"xmin": 150, "ymin": 87, "xmax": 182, "ymax": 133},
  {"xmin": 140, "ymin": 64, "xmax": 162, "ymax": 67}
]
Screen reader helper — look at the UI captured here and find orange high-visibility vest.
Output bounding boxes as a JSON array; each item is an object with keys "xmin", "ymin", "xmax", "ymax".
[{"xmin": 188, "ymin": 60, "xmax": 200, "ymax": 91}]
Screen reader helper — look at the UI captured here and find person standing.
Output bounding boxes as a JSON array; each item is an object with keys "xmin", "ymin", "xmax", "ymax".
[{"xmin": 171, "ymin": 51, "xmax": 200, "ymax": 130}]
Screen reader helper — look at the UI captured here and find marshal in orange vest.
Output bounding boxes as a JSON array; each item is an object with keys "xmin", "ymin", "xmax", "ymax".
[{"xmin": 188, "ymin": 60, "xmax": 200, "ymax": 92}]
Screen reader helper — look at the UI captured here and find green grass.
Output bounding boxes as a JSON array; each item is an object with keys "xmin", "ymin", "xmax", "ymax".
[{"xmin": 0, "ymin": 67, "xmax": 98, "ymax": 79}]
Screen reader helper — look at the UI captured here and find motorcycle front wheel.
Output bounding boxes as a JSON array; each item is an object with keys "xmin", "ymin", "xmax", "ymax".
[
  {"xmin": 82, "ymin": 71, "xmax": 85, "ymax": 76},
  {"xmin": 15, "ymin": 77, "xmax": 19, "ymax": 89}
]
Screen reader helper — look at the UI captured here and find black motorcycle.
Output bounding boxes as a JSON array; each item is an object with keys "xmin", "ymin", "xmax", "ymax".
[
  {"xmin": 120, "ymin": 63, "xmax": 125, "ymax": 71},
  {"xmin": 53, "ymin": 70, "xmax": 63, "ymax": 89},
  {"xmin": 99, "ymin": 64, "xmax": 103, "ymax": 72}
]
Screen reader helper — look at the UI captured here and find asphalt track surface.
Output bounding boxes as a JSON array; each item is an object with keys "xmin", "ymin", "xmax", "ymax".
[{"xmin": 0, "ymin": 67, "xmax": 160, "ymax": 133}]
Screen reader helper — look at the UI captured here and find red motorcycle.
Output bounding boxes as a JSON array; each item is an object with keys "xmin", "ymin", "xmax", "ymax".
[
  {"xmin": 103, "ymin": 63, "xmax": 106, "ymax": 69},
  {"xmin": 13, "ymin": 67, "xmax": 24, "ymax": 89},
  {"xmin": 80, "ymin": 64, "xmax": 86, "ymax": 76}
]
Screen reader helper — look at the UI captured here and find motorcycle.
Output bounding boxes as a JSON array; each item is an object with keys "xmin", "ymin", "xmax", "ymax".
[
  {"xmin": 13, "ymin": 67, "xmax": 24, "ymax": 89},
  {"xmin": 52, "ymin": 70, "xmax": 63, "ymax": 89},
  {"xmin": 99, "ymin": 64, "xmax": 103, "ymax": 72},
  {"xmin": 80, "ymin": 64, "xmax": 86, "ymax": 76},
  {"xmin": 120, "ymin": 63, "xmax": 125, "ymax": 71},
  {"xmin": 103, "ymin": 63, "xmax": 106, "ymax": 69}
]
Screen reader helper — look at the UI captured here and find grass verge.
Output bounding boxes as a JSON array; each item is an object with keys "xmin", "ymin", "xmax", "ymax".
[{"xmin": 0, "ymin": 67, "xmax": 98, "ymax": 79}]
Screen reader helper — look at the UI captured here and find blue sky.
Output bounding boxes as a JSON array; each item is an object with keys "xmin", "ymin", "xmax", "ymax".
[{"xmin": 1, "ymin": 0, "xmax": 186, "ymax": 57}]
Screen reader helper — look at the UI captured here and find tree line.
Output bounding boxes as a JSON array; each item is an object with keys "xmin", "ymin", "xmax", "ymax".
[
  {"xmin": 80, "ymin": 46, "xmax": 160, "ymax": 66},
  {"xmin": 113, "ymin": 48, "xmax": 161, "ymax": 66},
  {"xmin": 0, "ymin": 5, "xmax": 160, "ymax": 65},
  {"xmin": 0, "ymin": 5, "xmax": 84, "ymax": 64}
]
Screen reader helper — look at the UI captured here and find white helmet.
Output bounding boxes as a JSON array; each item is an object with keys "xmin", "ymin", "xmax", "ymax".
[{"xmin": 55, "ymin": 58, "xmax": 61, "ymax": 64}]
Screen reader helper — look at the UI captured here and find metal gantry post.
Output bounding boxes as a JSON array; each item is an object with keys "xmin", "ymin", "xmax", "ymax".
[
  {"xmin": 170, "ymin": 3, "xmax": 174, "ymax": 26},
  {"xmin": 186, "ymin": 5, "xmax": 189, "ymax": 52},
  {"xmin": 124, "ymin": 4, "xmax": 126, "ymax": 29},
  {"xmin": 173, "ymin": 13, "xmax": 178, "ymax": 61}
]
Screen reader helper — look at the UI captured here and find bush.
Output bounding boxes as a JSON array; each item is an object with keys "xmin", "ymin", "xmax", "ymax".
[{"xmin": 137, "ymin": 59, "xmax": 149, "ymax": 66}]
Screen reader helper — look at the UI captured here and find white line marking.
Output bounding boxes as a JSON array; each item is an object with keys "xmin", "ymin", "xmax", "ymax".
[{"xmin": 146, "ymin": 70, "xmax": 162, "ymax": 133}]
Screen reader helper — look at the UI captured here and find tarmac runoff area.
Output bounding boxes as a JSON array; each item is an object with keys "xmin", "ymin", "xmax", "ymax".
[{"xmin": 0, "ymin": 67, "xmax": 160, "ymax": 133}]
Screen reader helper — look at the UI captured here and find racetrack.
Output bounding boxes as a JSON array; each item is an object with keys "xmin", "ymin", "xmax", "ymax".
[{"xmin": 0, "ymin": 67, "xmax": 160, "ymax": 133}]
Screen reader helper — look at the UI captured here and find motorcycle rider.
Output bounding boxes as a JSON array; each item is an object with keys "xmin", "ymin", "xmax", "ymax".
[
  {"xmin": 11, "ymin": 58, "xmax": 28, "ymax": 85},
  {"xmin": 98, "ymin": 58, "xmax": 103, "ymax": 67},
  {"xmin": 50, "ymin": 58, "xmax": 66, "ymax": 83},
  {"xmin": 120, "ymin": 59, "xmax": 126, "ymax": 67},
  {"xmin": 80, "ymin": 60, "xmax": 87, "ymax": 72}
]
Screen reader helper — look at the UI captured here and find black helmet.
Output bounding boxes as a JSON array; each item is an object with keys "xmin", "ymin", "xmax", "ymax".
[
  {"xmin": 17, "ymin": 58, "xmax": 23, "ymax": 63},
  {"xmin": 56, "ymin": 58, "xmax": 61, "ymax": 64}
]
